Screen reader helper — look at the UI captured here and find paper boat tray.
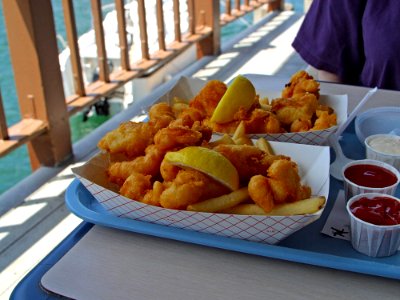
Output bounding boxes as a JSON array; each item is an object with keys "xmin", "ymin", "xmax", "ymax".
[
  {"xmin": 155, "ymin": 76, "xmax": 348, "ymax": 145},
  {"xmin": 72, "ymin": 141, "xmax": 330, "ymax": 244}
]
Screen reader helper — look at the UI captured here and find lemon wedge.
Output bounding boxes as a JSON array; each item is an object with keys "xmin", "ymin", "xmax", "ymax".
[
  {"xmin": 210, "ymin": 75, "xmax": 256, "ymax": 124},
  {"xmin": 163, "ymin": 146, "xmax": 239, "ymax": 191}
]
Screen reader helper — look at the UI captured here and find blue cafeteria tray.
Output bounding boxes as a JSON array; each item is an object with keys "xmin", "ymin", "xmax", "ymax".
[{"xmin": 65, "ymin": 176, "xmax": 400, "ymax": 280}]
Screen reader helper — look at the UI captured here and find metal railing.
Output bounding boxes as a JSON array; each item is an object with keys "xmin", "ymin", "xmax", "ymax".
[{"xmin": 0, "ymin": 0, "xmax": 283, "ymax": 170}]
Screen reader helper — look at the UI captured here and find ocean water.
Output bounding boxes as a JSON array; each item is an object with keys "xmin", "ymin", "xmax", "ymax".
[{"xmin": 0, "ymin": 0, "xmax": 302, "ymax": 196}]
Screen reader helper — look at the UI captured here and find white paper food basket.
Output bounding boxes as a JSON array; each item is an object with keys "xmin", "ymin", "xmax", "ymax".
[
  {"xmin": 72, "ymin": 141, "xmax": 330, "ymax": 244},
  {"xmin": 157, "ymin": 76, "xmax": 348, "ymax": 145}
]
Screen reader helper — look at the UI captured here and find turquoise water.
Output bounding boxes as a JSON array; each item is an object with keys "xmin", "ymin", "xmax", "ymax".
[{"xmin": 0, "ymin": 0, "xmax": 301, "ymax": 196}]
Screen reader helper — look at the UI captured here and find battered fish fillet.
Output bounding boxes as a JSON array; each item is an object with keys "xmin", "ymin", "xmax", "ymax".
[
  {"xmin": 281, "ymin": 70, "xmax": 320, "ymax": 99},
  {"xmin": 97, "ymin": 121, "xmax": 156, "ymax": 158},
  {"xmin": 148, "ymin": 102, "xmax": 176, "ymax": 129},
  {"xmin": 290, "ymin": 119, "xmax": 312, "ymax": 132},
  {"xmin": 160, "ymin": 159, "xmax": 180, "ymax": 182},
  {"xmin": 159, "ymin": 169, "xmax": 228, "ymax": 209},
  {"xmin": 142, "ymin": 181, "xmax": 164, "ymax": 207},
  {"xmin": 267, "ymin": 159, "xmax": 311, "ymax": 204},
  {"xmin": 312, "ymin": 110, "xmax": 337, "ymax": 131},
  {"xmin": 119, "ymin": 172, "xmax": 152, "ymax": 201},
  {"xmin": 108, "ymin": 125, "xmax": 211, "ymax": 185},
  {"xmin": 98, "ymin": 103, "xmax": 175, "ymax": 159},
  {"xmin": 107, "ymin": 144, "xmax": 166, "ymax": 185},
  {"xmin": 241, "ymin": 108, "xmax": 283, "ymax": 134},
  {"xmin": 248, "ymin": 175, "xmax": 274, "ymax": 213},
  {"xmin": 271, "ymin": 94, "xmax": 318, "ymax": 127},
  {"xmin": 170, "ymin": 107, "xmax": 204, "ymax": 128},
  {"xmin": 189, "ymin": 80, "xmax": 227, "ymax": 117},
  {"xmin": 153, "ymin": 125, "xmax": 209, "ymax": 151},
  {"xmin": 214, "ymin": 144, "xmax": 289, "ymax": 183}
]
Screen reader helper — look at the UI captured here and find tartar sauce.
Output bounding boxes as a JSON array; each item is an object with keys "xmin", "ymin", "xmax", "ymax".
[{"xmin": 368, "ymin": 135, "xmax": 400, "ymax": 155}]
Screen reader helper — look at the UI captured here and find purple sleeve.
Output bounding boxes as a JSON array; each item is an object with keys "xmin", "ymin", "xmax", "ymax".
[{"xmin": 292, "ymin": 0, "xmax": 367, "ymax": 85}]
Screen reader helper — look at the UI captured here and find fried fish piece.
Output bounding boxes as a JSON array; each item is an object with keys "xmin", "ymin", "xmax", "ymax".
[
  {"xmin": 271, "ymin": 93, "xmax": 318, "ymax": 127},
  {"xmin": 119, "ymin": 172, "xmax": 152, "ymax": 201},
  {"xmin": 312, "ymin": 110, "xmax": 337, "ymax": 131},
  {"xmin": 189, "ymin": 80, "xmax": 227, "ymax": 117},
  {"xmin": 282, "ymin": 70, "xmax": 320, "ymax": 99},
  {"xmin": 248, "ymin": 175, "xmax": 275, "ymax": 213},
  {"xmin": 153, "ymin": 125, "xmax": 208, "ymax": 151},
  {"xmin": 97, "ymin": 121, "xmax": 157, "ymax": 159},
  {"xmin": 159, "ymin": 169, "xmax": 228, "ymax": 210},
  {"xmin": 267, "ymin": 159, "xmax": 311, "ymax": 204},
  {"xmin": 107, "ymin": 144, "xmax": 166, "ymax": 185},
  {"xmin": 214, "ymin": 144, "xmax": 289, "ymax": 183}
]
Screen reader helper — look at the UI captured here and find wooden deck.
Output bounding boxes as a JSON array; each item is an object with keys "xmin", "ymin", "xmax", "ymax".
[{"xmin": 0, "ymin": 10, "xmax": 307, "ymax": 299}]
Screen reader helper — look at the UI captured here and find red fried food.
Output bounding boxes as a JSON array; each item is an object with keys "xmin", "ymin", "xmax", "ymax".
[{"xmin": 189, "ymin": 80, "xmax": 227, "ymax": 117}]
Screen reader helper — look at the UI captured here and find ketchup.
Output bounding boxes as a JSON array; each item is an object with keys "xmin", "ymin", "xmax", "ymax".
[
  {"xmin": 344, "ymin": 164, "xmax": 397, "ymax": 188},
  {"xmin": 350, "ymin": 196, "xmax": 400, "ymax": 226}
]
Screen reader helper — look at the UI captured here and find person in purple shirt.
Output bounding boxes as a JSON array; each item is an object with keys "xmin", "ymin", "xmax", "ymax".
[{"xmin": 292, "ymin": 0, "xmax": 400, "ymax": 90}]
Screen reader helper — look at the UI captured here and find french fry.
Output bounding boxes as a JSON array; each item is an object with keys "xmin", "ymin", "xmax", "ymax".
[
  {"xmin": 223, "ymin": 196, "xmax": 326, "ymax": 216},
  {"xmin": 208, "ymin": 134, "xmax": 235, "ymax": 147},
  {"xmin": 234, "ymin": 136, "xmax": 254, "ymax": 145},
  {"xmin": 259, "ymin": 96, "xmax": 271, "ymax": 110},
  {"xmin": 232, "ymin": 121, "xmax": 246, "ymax": 140},
  {"xmin": 233, "ymin": 121, "xmax": 253, "ymax": 145},
  {"xmin": 222, "ymin": 203, "xmax": 266, "ymax": 215},
  {"xmin": 255, "ymin": 138, "xmax": 275, "ymax": 155},
  {"xmin": 187, "ymin": 187, "xmax": 249, "ymax": 213}
]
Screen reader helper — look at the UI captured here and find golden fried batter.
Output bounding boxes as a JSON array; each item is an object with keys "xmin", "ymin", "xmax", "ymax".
[
  {"xmin": 312, "ymin": 110, "xmax": 337, "ymax": 131},
  {"xmin": 97, "ymin": 121, "xmax": 156, "ymax": 159},
  {"xmin": 189, "ymin": 80, "xmax": 227, "ymax": 117},
  {"xmin": 248, "ymin": 175, "xmax": 274, "ymax": 213},
  {"xmin": 159, "ymin": 169, "xmax": 228, "ymax": 210},
  {"xmin": 267, "ymin": 159, "xmax": 310, "ymax": 204},
  {"xmin": 214, "ymin": 144, "xmax": 289, "ymax": 183},
  {"xmin": 271, "ymin": 94, "xmax": 318, "ymax": 126},
  {"xmin": 282, "ymin": 70, "xmax": 320, "ymax": 99},
  {"xmin": 120, "ymin": 172, "xmax": 152, "ymax": 201}
]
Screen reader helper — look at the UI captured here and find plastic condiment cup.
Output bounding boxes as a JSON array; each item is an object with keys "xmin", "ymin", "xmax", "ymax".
[
  {"xmin": 342, "ymin": 159, "xmax": 400, "ymax": 202},
  {"xmin": 346, "ymin": 193, "xmax": 400, "ymax": 257},
  {"xmin": 365, "ymin": 134, "xmax": 400, "ymax": 171}
]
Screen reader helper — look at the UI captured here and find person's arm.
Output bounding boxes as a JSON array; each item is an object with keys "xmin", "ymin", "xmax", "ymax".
[
  {"xmin": 306, "ymin": 66, "xmax": 341, "ymax": 83},
  {"xmin": 309, "ymin": 66, "xmax": 341, "ymax": 83}
]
